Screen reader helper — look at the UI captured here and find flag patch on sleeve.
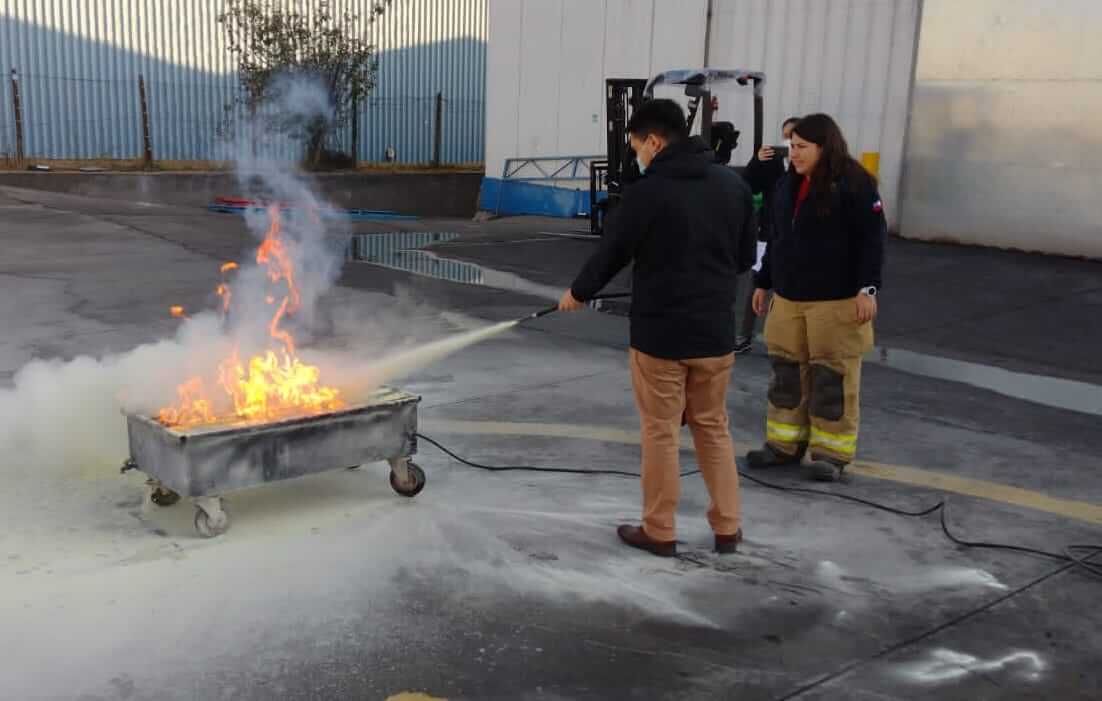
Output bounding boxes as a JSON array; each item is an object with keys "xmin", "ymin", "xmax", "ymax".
[{"xmin": 872, "ymin": 199, "xmax": 883, "ymax": 213}]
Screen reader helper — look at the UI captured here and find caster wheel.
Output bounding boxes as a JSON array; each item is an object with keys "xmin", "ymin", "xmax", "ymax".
[
  {"xmin": 389, "ymin": 461, "xmax": 426, "ymax": 498},
  {"xmin": 194, "ymin": 504, "xmax": 230, "ymax": 538},
  {"xmin": 149, "ymin": 486, "xmax": 181, "ymax": 507}
]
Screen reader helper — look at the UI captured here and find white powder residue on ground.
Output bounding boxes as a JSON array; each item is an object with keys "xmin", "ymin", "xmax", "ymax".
[
  {"xmin": 814, "ymin": 559, "xmax": 1007, "ymax": 596},
  {"xmin": 896, "ymin": 647, "xmax": 1046, "ymax": 684},
  {"xmin": 884, "ymin": 566, "xmax": 1009, "ymax": 593}
]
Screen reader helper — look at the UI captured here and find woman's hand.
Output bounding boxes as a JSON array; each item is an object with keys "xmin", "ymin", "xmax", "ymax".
[
  {"xmin": 757, "ymin": 146, "xmax": 776, "ymax": 162},
  {"xmin": 752, "ymin": 288, "xmax": 770, "ymax": 317},
  {"xmin": 856, "ymin": 294, "xmax": 878, "ymax": 323}
]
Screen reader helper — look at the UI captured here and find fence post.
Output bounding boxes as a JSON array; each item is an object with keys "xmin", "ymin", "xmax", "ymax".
[
  {"xmin": 10, "ymin": 69, "xmax": 25, "ymax": 167},
  {"xmin": 248, "ymin": 103, "xmax": 257, "ymax": 158},
  {"xmin": 350, "ymin": 87, "xmax": 359, "ymax": 167},
  {"xmin": 432, "ymin": 91, "xmax": 443, "ymax": 168},
  {"xmin": 138, "ymin": 75, "xmax": 153, "ymax": 169}
]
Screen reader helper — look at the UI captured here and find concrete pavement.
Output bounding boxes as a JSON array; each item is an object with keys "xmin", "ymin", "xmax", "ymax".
[{"xmin": 0, "ymin": 185, "xmax": 1099, "ymax": 700}]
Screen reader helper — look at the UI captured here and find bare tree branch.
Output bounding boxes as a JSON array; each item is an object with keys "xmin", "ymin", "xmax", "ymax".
[{"xmin": 218, "ymin": 0, "xmax": 393, "ymax": 168}]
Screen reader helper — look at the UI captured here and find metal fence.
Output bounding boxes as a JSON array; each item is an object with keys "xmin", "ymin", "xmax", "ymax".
[
  {"xmin": 0, "ymin": 0, "xmax": 486, "ymax": 166},
  {"xmin": 0, "ymin": 74, "xmax": 14, "ymax": 166}
]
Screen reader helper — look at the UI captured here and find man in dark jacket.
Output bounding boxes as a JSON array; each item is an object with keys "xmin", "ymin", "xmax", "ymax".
[{"xmin": 558, "ymin": 98, "xmax": 756, "ymax": 557}]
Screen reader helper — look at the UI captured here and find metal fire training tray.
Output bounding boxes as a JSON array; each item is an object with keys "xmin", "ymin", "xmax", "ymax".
[{"xmin": 122, "ymin": 387, "xmax": 424, "ymax": 538}]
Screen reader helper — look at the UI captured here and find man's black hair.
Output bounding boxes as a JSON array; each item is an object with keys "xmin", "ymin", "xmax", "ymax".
[{"xmin": 627, "ymin": 99, "xmax": 686, "ymax": 142}]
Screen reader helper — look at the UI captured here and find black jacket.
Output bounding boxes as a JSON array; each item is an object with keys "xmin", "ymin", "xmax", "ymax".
[
  {"xmin": 754, "ymin": 171, "xmax": 886, "ymax": 301},
  {"xmin": 571, "ymin": 140, "xmax": 756, "ymax": 360},
  {"xmin": 744, "ymin": 154, "xmax": 786, "ymax": 241}
]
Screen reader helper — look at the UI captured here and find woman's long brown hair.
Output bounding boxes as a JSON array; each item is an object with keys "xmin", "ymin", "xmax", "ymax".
[{"xmin": 792, "ymin": 113, "xmax": 875, "ymax": 216}]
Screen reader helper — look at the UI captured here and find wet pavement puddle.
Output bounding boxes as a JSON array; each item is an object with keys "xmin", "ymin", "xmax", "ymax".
[{"xmin": 349, "ymin": 231, "xmax": 564, "ymax": 301}]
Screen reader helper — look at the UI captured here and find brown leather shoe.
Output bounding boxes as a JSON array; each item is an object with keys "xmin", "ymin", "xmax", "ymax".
[
  {"xmin": 714, "ymin": 529, "xmax": 743, "ymax": 555},
  {"xmin": 617, "ymin": 525, "xmax": 676, "ymax": 557}
]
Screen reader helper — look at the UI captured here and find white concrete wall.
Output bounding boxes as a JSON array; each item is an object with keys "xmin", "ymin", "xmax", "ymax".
[{"xmin": 900, "ymin": 0, "xmax": 1102, "ymax": 258}]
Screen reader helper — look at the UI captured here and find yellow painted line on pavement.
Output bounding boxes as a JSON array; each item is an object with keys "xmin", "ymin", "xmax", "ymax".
[
  {"xmin": 849, "ymin": 461, "xmax": 1102, "ymax": 526},
  {"xmin": 420, "ymin": 419, "xmax": 1102, "ymax": 527}
]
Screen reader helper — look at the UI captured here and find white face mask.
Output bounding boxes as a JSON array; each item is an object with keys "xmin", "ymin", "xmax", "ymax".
[{"xmin": 635, "ymin": 139, "xmax": 653, "ymax": 175}]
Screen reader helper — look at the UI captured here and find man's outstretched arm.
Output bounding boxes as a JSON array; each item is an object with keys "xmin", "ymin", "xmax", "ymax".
[{"xmin": 560, "ymin": 186, "xmax": 655, "ymax": 310}]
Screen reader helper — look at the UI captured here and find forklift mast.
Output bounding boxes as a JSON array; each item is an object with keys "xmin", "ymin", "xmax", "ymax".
[
  {"xmin": 684, "ymin": 83, "xmax": 715, "ymax": 144},
  {"xmin": 590, "ymin": 69, "xmax": 765, "ymax": 236},
  {"xmin": 589, "ymin": 79, "xmax": 648, "ymax": 235}
]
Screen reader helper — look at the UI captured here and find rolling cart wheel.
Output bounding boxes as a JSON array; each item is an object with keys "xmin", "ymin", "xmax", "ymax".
[
  {"xmin": 389, "ymin": 461, "xmax": 426, "ymax": 498},
  {"xmin": 149, "ymin": 486, "xmax": 181, "ymax": 507},
  {"xmin": 194, "ymin": 503, "xmax": 230, "ymax": 538}
]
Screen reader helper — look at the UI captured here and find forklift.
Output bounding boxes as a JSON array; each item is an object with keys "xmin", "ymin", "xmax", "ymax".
[{"xmin": 589, "ymin": 68, "xmax": 765, "ymax": 236}]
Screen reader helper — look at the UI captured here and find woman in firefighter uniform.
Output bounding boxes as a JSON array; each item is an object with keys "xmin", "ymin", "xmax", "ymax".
[{"xmin": 748, "ymin": 113, "xmax": 885, "ymax": 482}]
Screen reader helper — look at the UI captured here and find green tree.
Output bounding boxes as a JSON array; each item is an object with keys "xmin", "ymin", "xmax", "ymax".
[{"xmin": 218, "ymin": 0, "xmax": 392, "ymax": 168}]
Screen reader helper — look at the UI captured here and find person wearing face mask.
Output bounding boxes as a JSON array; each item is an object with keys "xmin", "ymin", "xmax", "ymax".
[
  {"xmin": 748, "ymin": 113, "xmax": 885, "ymax": 482},
  {"xmin": 557, "ymin": 98, "xmax": 756, "ymax": 557},
  {"xmin": 733, "ymin": 116, "xmax": 802, "ymax": 354}
]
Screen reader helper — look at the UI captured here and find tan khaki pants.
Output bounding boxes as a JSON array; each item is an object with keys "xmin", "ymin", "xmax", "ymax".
[
  {"xmin": 629, "ymin": 349, "xmax": 742, "ymax": 542},
  {"xmin": 763, "ymin": 295, "xmax": 874, "ymax": 464}
]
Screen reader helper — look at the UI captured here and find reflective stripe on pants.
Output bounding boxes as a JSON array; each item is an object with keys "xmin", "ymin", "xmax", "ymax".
[
  {"xmin": 810, "ymin": 426, "xmax": 857, "ymax": 460},
  {"xmin": 767, "ymin": 419, "xmax": 810, "ymax": 445},
  {"xmin": 763, "ymin": 295, "xmax": 873, "ymax": 464}
]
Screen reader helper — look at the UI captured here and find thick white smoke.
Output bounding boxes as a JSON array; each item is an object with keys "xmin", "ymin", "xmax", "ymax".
[
  {"xmin": 227, "ymin": 74, "xmax": 344, "ymax": 338},
  {"xmin": 0, "ymin": 76, "xmax": 406, "ymax": 476},
  {"xmin": 0, "ymin": 73, "xmax": 520, "ymax": 482}
]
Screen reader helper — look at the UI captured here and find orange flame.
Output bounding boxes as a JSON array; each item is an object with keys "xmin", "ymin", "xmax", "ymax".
[
  {"xmin": 216, "ymin": 283, "xmax": 232, "ymax": 314},
  {"xmin": 256, "ymin": 205, "xmax": 301, "ymax": 314},
  {"xmin": 216, "ymin": 348, "xmax": 342, "ymax": 422},
  {"xmin": 216, "ymin": 262, "xmax": 237, "ymax": 315},
  {"xmin": 157, "ymin": 377, "xmax": 214, "ymax": 426},
  {"xmin": 267, "ymin": 296, "xmax": 296, "ymax": 356},
  {"xmin": 170, "ymin": 305, "xmax": 187, "ymax": 319},
  {"xmin": 158, "ymin": 208, "xmax": 343, "ymax": 428}
]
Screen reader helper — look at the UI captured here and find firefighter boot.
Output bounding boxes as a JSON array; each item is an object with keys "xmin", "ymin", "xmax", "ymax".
[
  {"xmin": 807, "ymin": 458, "xmax": 846, "ymax": 482},
  {"xmin": 747, "ymin": 443, "xmax": 805, "ymax": 469}
]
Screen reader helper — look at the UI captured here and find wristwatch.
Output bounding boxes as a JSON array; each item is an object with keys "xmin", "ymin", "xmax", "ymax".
[{"xmin": 860, "ymin": 286, "xmax": 878, "ymax": 297}]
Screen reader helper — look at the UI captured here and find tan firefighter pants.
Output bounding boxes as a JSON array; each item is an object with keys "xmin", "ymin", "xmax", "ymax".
[
  {"xmin": 630, "ymin": 349, "xmax": 742, "ymax": 542},
  {"xmin": 763, "ymin": 295, "xmax": 874, "ymax": 464}
]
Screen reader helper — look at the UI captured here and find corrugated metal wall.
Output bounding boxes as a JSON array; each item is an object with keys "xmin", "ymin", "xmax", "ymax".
[
  {"xmin": 0, "ymin": 0, "xmax": 486, "ymax": 164},
  {"xmin": 362, "ymin": 0, "xmax": 486, "ymax": 165},
  {"xmin": 485, "ymin": 0, "xmax": 708, "ymax": 181},
  {"xmin": 709, "ymin": 0, "xmax": 921, "ymax": 229},
  {"xmin": 483, "ymin": 0, "xmax": 920, "ymax": 227}
]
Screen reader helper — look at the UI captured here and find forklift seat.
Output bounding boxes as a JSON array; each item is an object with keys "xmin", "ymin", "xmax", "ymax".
[{"xmin": 711, "ymin": 121, "xmax": 739, "ymax": 165}]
